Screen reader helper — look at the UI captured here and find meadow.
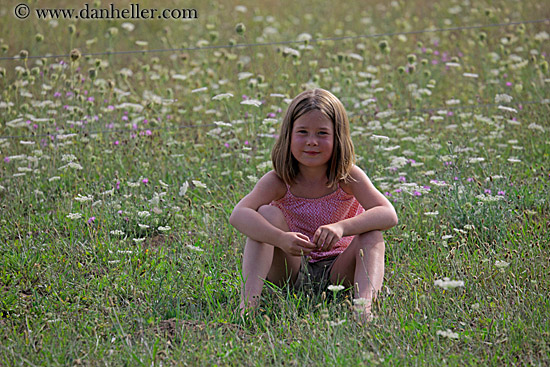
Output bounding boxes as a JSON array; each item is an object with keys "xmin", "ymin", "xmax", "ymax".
[{"xmin": 0, "ymin": 0, "xmax": 549, "ymax": 365}]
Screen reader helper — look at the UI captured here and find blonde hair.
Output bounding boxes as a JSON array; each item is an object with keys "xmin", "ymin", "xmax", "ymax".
[{"xmin": 271, "ymin": 88, "xmax": 355, "ymax": 188}]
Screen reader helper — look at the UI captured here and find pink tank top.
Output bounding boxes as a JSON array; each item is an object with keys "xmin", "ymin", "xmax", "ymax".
[{"xmin": 270, "ymin": 183, "xmax": 364, "ymax": 262}]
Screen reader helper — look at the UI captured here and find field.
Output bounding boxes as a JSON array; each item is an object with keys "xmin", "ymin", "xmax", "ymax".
[{"xmin": 1, "ymin": 0, "xmax": 549, "ymax": 365}]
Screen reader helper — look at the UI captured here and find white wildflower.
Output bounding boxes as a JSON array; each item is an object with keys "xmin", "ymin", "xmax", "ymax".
[
  {"xmin": 446, "ymin": 99, "xmax": 461, "ymax": 105},
  {"xmin": 434, "ymin": 277, "xmax": 464, "ymax": 290},
  {"xmin": 297, "ymin": 33, "xmax": 312, "ymax": 42},
  {"xmin": 59, "ymin": 162, "xmax": 83, "ymax": 170},
  {"xmin": 507, "ymin": 157, "xmax": 521, "ymax": 163},
  {"xmin": 495, "ymin": 94, "xmax": 513, "ymax": 103},
  {"xmin": 534, "ymin": 31, "xmax": 549, "ymax": 42},
  {"xmin": 528, "ymin": 123, "xmax": 545, "ymax": 133},
  {"xmin": 498, "ymin": 106, "xmax": 517, "ymax": 113},
  {"xmin": 468, "ymin": 157, "xmax": 485, "ymax": 163},
  {"xmin": 137, "ymin": 211, "xmax": 150, "ymax": 218},
  {"xmin": 495, "ymin": 260, "xmax": 510, "ymax": 269},
  {"xmin": 328, "ymin": 285, "xmax": 345, "ymax": 292},
  {"xmin": 192, "ymin": 180, "xmax": 207, "ymax": 189},
  {"xmin": 49, "ymin": 176, "xmax": 61, "ymax": 182},
  {"xmin": 237, "ymin": 72, "xmax": 254, "ymax": 80},
  {"xmin": 149, "ymin": 193, "xmax": 160, "ymax": 206},
  {"xmin": 66, "ymin": 213, "xmax": 82, "ymax": 220},
  {"xmin": 371, "ymin": 134, "xmax": 390, "ymax": 142},
  {"xmin": 257, "ymin": 161, "xmax": 272, "ymax": 171},
  {"xmin": 158, "ymin": 226, "xmax": 171, "ymax": 232},
  {"xmin": 240, "ymin": 99, "xmax": 262, "ymax": 107},
  {"xmin": 6, "ymin": 154, "xmax": 26, "ymax": 161},
  {"xmin": 172, "ymin": 74, "xmax": 187, "ymax": 81},
  {"xmin": 463, "ymin": 224, "xmax": 475, "ymax": 230},
  {"xmin": 110, "ymin": 230, "xmax": 125, "ymax": 236},
  {"xmin": 185, "ymin": 244, "xmax": 204, "ymax": 252},
  {"xmin": 424, "ymin": 211, "xmax": 439, "ymax": 217},
  {"xmin": 212, "ymin": 92, "xmax": 234, "ymax": 100},
  {"xmin": 133, "ymin": 238, "xmax": 146, "ymax": 243},
  {"xmin": 262, "ymin": 118, "xmax": 278, "ymax": 124},
  {"xmin": 121, "ymin": 22, "xmax": 135, "ymax": 32},
  {"xmin": 191, "ymin": 87, "xmax": 208, "ymax": 93},
  {"xmin": 463, "ymin": 73, "xmax": 479, "ymax": 78},
  {"xmin": 282, "ymin": 47, "xmax": 300, "ymax": 58},
  {"xmin": 214, "ymin": 121, "xmax": 232, "ymax": 127},
  {"xmin": 270, "ymin": 93, "xmax": 286, "ymax": 98},
  {"xmin": 352, "ymin": 298, "xmax": 370, "ymax": 312},
  {"xmin": 61, "ymin": 154, "xmax": 77, "ymax": 162},
  {"xmin": 20, "ymin": 140, "xmax": 35, "ymax": 145},
  {"xmin": 115, "ymin": 102, "xmax": 143, "ymax": 112},
  {"xmin": 138, "ymin": 224, "xmax": 150, "ymax": 229},
  {"xmin": 74, "ymin": 194, "xmax": 93, "ymax": 202},
  {"xmin": 376, "ymin": 110, "xmax": 394, "ymax": 119},
  {"xmin": 442, "ymin": 235, "xmax": 454, "ymax": 240},
  {"xmin": 475, "ymin": 194, "xmax": 503, "ymax": 202},
  {"xmin": 437, "ymin": 329, "xmax": 459, "ymax": 339},
  {"xmin": 445, "ymin": 62, "xmax": 461, "ymax": 68},
  {"xmin": 179, "ymin": 181, "xmax": 189, "ymax": 196},
  {"xmin": 329, "ymin": 319, "xmax": 346, "ymax": 327}
]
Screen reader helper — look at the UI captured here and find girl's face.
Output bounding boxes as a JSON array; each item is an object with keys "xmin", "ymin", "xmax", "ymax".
[{"xmin": 290, "ymin": 109, "xmax": 334, "ymax": 171}]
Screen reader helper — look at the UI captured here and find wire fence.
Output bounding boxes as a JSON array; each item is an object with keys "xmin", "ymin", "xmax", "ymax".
[
  {"xmin": 1, "ymin": 17, "xmax": 548, "ymax": 141},
  {"xmin": 0, "ymin": 18, "xmax": 548, "ymax": 61},
  {"xmin": 1, "ymin": 98, "xmax": 548, "ymax": 142}
]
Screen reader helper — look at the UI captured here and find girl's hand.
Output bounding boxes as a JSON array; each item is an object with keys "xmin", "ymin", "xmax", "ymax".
[
  {"xmin": 278, "ymin": 232, "xmax": 316, "ymax": 256},
  {"xmin": 313, "ymin": 223, "xmax": 344, "ymax": 252}
]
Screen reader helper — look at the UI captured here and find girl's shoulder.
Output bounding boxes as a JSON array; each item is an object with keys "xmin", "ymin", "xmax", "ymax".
[
  {"xmin": 256, "ymin": 170, "xmax": 287, "ymax": 198},
  {"xmin": 340, "ymin": 165, "xmax": 369, "ymax": 194}
]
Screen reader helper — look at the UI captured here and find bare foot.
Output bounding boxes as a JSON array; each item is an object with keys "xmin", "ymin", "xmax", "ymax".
[{"xmin": 352, "ymin": 298, "xmax": 374, "ymax": 324}]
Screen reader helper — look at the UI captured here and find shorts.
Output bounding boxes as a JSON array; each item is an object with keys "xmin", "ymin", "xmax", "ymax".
[{"xmin": 293, "ymin": 256, "xmax": 337, "ymax": 293}]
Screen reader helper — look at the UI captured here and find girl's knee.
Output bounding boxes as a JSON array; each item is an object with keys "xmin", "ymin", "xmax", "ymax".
[
  {"xmin": 356, "ymin": 230, "xmax": 385, "ymax": 251},
  {"xmin": 257, "ymin": 205, "xmax": 288, "ymax": 229},
  {"xmin": 359, "ymin": 230, "xmax": 384, "ymax": 244}
]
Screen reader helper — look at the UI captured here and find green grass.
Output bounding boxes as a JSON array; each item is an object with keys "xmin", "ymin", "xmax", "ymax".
[{"xmin": 1, "ymin": 0, "xmax": 549, "ymax": 365}]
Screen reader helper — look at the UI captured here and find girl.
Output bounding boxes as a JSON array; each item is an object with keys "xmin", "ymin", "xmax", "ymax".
[{"xmin": 230, "ymin": 89, "xmax": 398, "ymax": 320}]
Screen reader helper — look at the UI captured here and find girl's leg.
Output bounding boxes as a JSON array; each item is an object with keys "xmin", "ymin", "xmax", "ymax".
[
  {"xmin": 329, "ymin": 231, "xmax": 385, "ymax": 318},
  {"xmin": 240, "ymin": 205, "xmax": 301, "ymax": 313}
]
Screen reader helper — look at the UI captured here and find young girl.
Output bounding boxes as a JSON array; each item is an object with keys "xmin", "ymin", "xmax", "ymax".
[{"xmin": 230, "ymin": 88, "xmax": 398, "ymax": 319}]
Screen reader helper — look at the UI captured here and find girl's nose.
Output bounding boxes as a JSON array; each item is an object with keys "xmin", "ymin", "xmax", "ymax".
[{"xmin": 306, "ymin": 135, "xmax": 318, "ymax": 146}]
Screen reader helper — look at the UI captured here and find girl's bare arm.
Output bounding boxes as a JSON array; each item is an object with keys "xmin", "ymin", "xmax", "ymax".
[
  {"xmin": 338, "ymin": 165, "xmax": 398, "ymax": 235},
  {"xmin": 313, "ymin": 165, "xmax": 398, "ymax": 249},
  {"xmin": 230, "ymin": 171, "xmax": 315, "ymax": 253}
]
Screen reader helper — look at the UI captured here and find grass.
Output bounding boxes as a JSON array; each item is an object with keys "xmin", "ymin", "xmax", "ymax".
[{"xmin": 1, "ymin": 0, "xmax": 549, "ymax": 365}]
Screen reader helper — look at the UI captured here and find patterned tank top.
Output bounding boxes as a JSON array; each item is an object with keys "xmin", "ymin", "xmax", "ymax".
[{"xmin": 270, "ymin": 183, "xmax": 364, "ymax": 262}]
